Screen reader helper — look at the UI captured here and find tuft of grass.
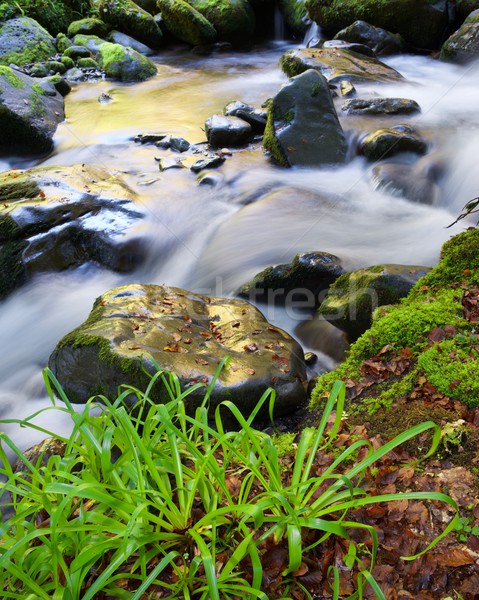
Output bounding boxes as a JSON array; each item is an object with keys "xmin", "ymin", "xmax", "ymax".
[{"xmin": 0, "ymin": 362, "xmax": 457, "ymax": 599}]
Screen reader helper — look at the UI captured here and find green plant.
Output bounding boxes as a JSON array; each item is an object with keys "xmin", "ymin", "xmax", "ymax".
[
  {"xmin": 454, "ymin": 515, "xmax": 479, "ymax": 543},
  {"xmin": 0, "ymin": 366, "xmax": 458, "ymax": 599}
]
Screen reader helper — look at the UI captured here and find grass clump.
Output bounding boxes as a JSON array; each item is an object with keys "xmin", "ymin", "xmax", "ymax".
[{"xmin": 0, "ymin": 362, "xmax": 457, "ymax": 599}]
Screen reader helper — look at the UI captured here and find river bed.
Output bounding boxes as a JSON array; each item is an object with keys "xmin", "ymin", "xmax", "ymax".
[{"xmin": 1, "ymin": 41, "xmax": 479, "ymax": 453}]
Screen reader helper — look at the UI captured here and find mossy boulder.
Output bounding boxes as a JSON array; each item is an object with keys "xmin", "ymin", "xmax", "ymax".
[
  {"xmin": 187, "ymin": 0, "xmax": 255, "ymax": 44},
  {"xmin": 318, "ymin": 264, "xmax": 431, "ymax": 340},
  {"xmin": 0, "ymin": 66, "xmax": 64, "ymax": 155},
  {"xmin": 156, "ymin": 0, "xmax": 217, "ymax": 45},
  {"xmin": 0, "ymin": 165, "xmax": 146, "ymax": 299},
  {"xmin": 91, "ymin": 0, "xmax": 163, "ymax": 47},
  {"xmin": 280, "ymin": 47, "xmax": 404, "ymax": 84},
  {"xmin": 358, "ymin": 125, "xmax": 427, "ymax": 161},
  {"xmin": 0, "ymin": 17, "xmax": 56, "ymax": 67},
  {"xmin": 304, "ymin": 0, "xmax": 449, "ymax": 50},
  {"xmin": 48, "ymin": 283, "xmax": 308, "ymax": 417},
  {"xmin": 238, "ymin": 251, "xmax": 345, "ymax": 307},
  {"xmin": 334, "ymin": 20, "xmax": 406, "ymax": 55},
  {"xmin": 67, "ymin": 18, "xmax": 109, "ymax": 38},
  {"xmin": 15, "ymin": 0, "xmax": 74, "ymax": 36},
  {"xmin": 72, "ymin": 34, "xmax": 106, "ymax": 56},
  {"xmin": 311, "ymin": 228, "xmax": 479, "ymax": 409},
  {"xmin": 440, "ymin": 9, "xmax": 479, "ymax": 63},
  {"xmin": 263, "ymin": 69, "xmax": 347, "ymax": 167},
  {"xmin": 97, "ymin": 42, "xmax": 157, "ymax": 82}
]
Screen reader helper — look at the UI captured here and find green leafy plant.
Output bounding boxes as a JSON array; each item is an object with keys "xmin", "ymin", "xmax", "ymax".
[{"xmin": 0, "ymin": 364, "xmax": 458, "ymax": 599}]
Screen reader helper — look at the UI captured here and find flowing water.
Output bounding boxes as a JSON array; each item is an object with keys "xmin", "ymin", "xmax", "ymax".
[{"xmin": 2, "ymin": 41, "xmax": 479, "ymax": 453}]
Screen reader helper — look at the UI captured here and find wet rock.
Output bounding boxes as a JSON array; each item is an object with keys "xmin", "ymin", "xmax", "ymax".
[
  {"xmin": 134, "ymin": 132, "xmax": 167, "ymax": 144},
  {"xmin": 263, "ymin": 69, "xmax": 347, "ymax": 167},
  {"xmin": 97, "ymin": 42, "xmax": 157, "ymax": 82},
  {"xmin": 67, "ymin": 18, "xmax": 108, "ymax": 38},
  {"xmin": 48, "ymin": 75, "xmax": 71, "ymax": 97},
  {"xmin": 341, "ymin": 97, "xmax": 421, "ymax": 116},
  {"xmin": 205, "ymin": 114, "xmax": 253, "ymax": 148},
  {"xmin": 46, "ymin": 60, "xmax": 67, "ymax": 74},
  {"xmin": 48, "ymin": 284, "xmax": 308, "ymax": 417},
  {"xmin": 0, "ymin": 66, "xmax": 64, "ymax": 155},
  {"xmin": 169, "ymin": 136, "xmax": 191, "ymax": 152},
  {"xmin": 196, "ymin": 170, "xmax": 225, "ymax": 184},
  {"xmin": 334, "ymin": 20, "xmax": 406, "ymax": 55},
  {"xmin": 323, "ymin": 39, "xmax": 377, "ymax": 58},
  {"xmin": 319, "ymin": 264, "xmax": 431, "ymax": 340},
  {"xmin": 28, "ymin": 63, "xmax": 50, "ymax": 77},
  {"xmin": 238, "ymin": 251, "xmax": 345, "ymax": 308},
  {"xmin": 440, "ymin": 9, "xmax": 479, "ymax": 63},
  {"xmin": 98, "ymin": 91, "xmax": 113, "ymax": 104},
  {"xmin": 339, "ymin": 80, "xmax": 356, "ymax": 97},
  {"xmin": 371, "ymin": 160, "xmax": 441, "ymax": 205},
  {"xmin": 156, "ymin": 0, "xmax": 217, "ymax": 46},
  {"xmin": 191, "ymin": 154, "xmax": 226, "ymax": 172},
  {"xmin": 224, "ymin": 100, "xmax": 267, "ymax": 134},
  {"xmin": 358, "ymin": 125, "xmax": 427, "ymax": 161},
  {"xmin": 91, "ymin": 0, "xmax": 163, "ymax": 48},
  {"xmin": 0, "ymin": 165, "xmax": 146, "ymax": 299},
  {"xmin": 72, "ymin": 34, "xmax": 106, "ymax": 56},
  {"xmin": 158, "ymin": 157, "xmax": 185, "ymax": 170},
  {"xmin": 107, "ymin": 30, "xmax": 155, "ymax": 56},
  {"xmin": 280, "ymin": 47, "xmax": 404, "ymax": 84},
  {"xmin": 63, "ymin": 45, "xmax": 92, "ymax": 60},
  {"xmin": 188, "ymin": 0, "xmax": 255, "ymax": 44},
  {"xmin": 305, "ymin": 0, "xmax": 449, "ymax": 50},
  {"xmin": 0, "ymin": 17, "xmax": 56, "ymax": 67}
]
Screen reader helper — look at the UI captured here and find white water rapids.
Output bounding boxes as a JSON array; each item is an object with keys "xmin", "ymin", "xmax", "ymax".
[{"xmin": 1, "ymin": 42, "xmax": 479, "ymax": 453}]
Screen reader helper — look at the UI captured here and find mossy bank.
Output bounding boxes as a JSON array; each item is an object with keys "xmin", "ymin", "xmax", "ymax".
[{"xmin": 311, "ymin": 228, "xmax": 479, "ymax": 411}]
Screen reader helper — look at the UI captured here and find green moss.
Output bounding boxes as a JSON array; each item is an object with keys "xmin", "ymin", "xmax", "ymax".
[
  {"xmin": 31, "ymin": 83, "xmax": 47, "ymax": 96},
  {"xmin": 0, "ymin": 172, "xmax": 40, "ymax": 205},
  {"xmin": 418, "ymin": 337, "xmax": 479, "ymax": 405},
  {"xmin": 0, "ymin": 41, "xmax": 55, "ymax": 68},
  {"xmin": 262, "ymin": 100, "xmax": 289, "ymax": 167},
  {"xmin": 97, "ymin": 42, "xmax": 157, "ymax": 81},
  {"xmin": 188, "ymin": 0, "xmax": 255, "ymax": 42},
  {"xmin": 61, "ymin": 56, "xmax": 75, "ymax": 69},
  {"xmin": 98, "ymin": 41, "xmax": 126, "ymax": 64},
  {"xmin": 0, "ymin": 66, "xmax": 25, "ymax": 88},
  {"xmin": 156, "ymin": 0, "xmax": 217, "ymax": 46},
  {"xmin": 310, "ymin": 229, "xmax": 479, "ymax": 410},
  {"xmin": 77, "ymin": 57, "xmax": 99, "ymax": 69},
  {"xmin": 272, "ymin": 432, "xmax": 296, "ymax": 457}
]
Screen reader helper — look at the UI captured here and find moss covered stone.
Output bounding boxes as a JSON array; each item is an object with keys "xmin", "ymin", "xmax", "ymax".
[
  {"xmin": 304, "ymin": 0, "xmax": 449, "ymax": 50},
  {"xmin": 440, "ymin": 9, "xmax": 479, "ymax": 64},
  {"xmin": 188, "ymin": 0, "xmax": 255, "ymax": 43},
  {"xmin": 0, "ymin": 17, "xmax": 56, "ymax": 67},
  {"xmin": 91, "ymin": 0, "xmax": 163, "ymax": 47},
  {"xmin": 97, "ymin": 42, "xmax": 157, "ymax": 81},
  {"xmin": 0, "ymin": 65, "xmax": 25, "ymax": 88},
  {"xmin": 157, "ymin": 0, "xmax": 217, "ymax": 46},
  {"xmin": 67, "ymin": 18, "xmax": 109, "ymax": 38},
  {"xmin": 310, "ymin": 228, "xmax": 479, "ymax": 410}
]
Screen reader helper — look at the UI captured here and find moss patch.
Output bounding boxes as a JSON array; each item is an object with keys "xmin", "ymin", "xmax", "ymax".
[
  {"xmin": 311, "ymin": 228, "xmax": 479, "ymax": 410},
  {"xmin": 0, "ymin": 65, "xmax": 25, "ymax": 88}
]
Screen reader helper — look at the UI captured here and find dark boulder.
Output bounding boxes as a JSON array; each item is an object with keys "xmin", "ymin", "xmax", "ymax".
[
  {"xmin": 440, "ymin": 9, "xmax": 479, "ymax": 63},
  {"xmin": 341, "ymin": 97, "xmax": 421, "ymax": 116},
  {"xmin": 263, "ymin": 69, "xmax": 347, "ymax": 167},
  {"xmin": 205, "ymin": 114, "xmax": 253, "ymax": 148},
  {"xmin": 358, "ymin": 125, "xmax": 427, "ymax": 161},
  {"xmin": 334, "ymin": 20, "xmax": 406, "ymax": 55}
]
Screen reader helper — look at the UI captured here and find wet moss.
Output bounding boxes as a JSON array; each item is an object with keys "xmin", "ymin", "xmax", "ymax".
[
  {"xmin": 0, "ymin": 171, "xmax": 40, "ymax": 205},
  {"xmin": 156, "ymin": 0, "xmax": 217, "ymax": 46},
  {"xmin": 262, "ymin": 100, "xmax": 289, "ymax": 167}
]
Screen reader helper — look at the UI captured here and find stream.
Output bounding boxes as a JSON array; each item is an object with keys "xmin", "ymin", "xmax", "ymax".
[{"xmin": 1, "ymin": 40, "xmax": 479, "ymax": 453}]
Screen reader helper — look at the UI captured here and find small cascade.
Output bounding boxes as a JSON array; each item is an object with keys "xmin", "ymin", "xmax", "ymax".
[{"xmin": 274, "ymin": 4, "xmax": 285, "ymax": 41}]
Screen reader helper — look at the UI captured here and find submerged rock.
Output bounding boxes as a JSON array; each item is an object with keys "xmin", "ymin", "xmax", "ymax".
[
  {"xmin": 0, "ymin": 165, "xmax": 145, "ymax": 299},
  {"xmin": 319, "ymin": 264, "xmax": 431, "ymax": 340},
  {"xmin": 358, "ymin": 125, "xmax": 427, "ymax": 161},
  {"xmin": 263, "ymin": 69, "xmax": 347, "ymax": 167},
  {"xmin": 238, "ymin": 251, "xmax": 345, "ymax": 307},
  {"xmin": 371, "ymin": 160, "xmax": 442, "ymax": 205},
  {"xmin": 341, "ymin": 97, "xmax": 421, "ymax": 116},
  {"xmin": 0, "ymin": 66, "xmax": 64, "ymax": 155},
  {"xmin": 48, "ymin": 284, "xmax": 308, "ymax": 417},
  {"xmin": 280, "ymin": 47, "xmax": 404, "ymax": 84}
]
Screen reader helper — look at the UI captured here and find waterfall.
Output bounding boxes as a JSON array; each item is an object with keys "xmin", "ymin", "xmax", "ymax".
[{"xmin": 274, "ymin": 4, "xmax": 285, "ymax": 41}]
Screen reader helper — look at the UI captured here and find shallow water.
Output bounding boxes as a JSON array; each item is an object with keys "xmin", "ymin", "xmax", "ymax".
[{"xmin": 1, "ymin": 43, "xmax": 479, "ymax": 453}]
